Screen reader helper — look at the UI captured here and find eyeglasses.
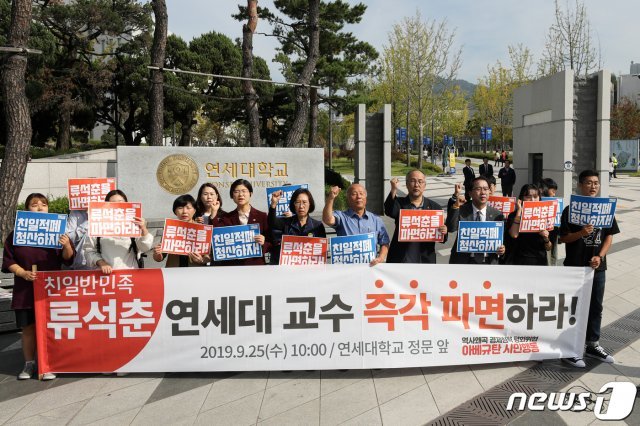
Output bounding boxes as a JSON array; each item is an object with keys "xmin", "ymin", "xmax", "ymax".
[
  {"xmin": 472, "ymin": 187, "xmax": 491, "ymax": 192},
  {"xmin": 233, "ymin": 189, "xmax": 250, "ymax": 195},
  {"xmin": 407, "ymin": 179, "xmax": 425, "ymax": 185},
  {"xmin": 581, "ymin": 181, "xmax": 600, "ymax": 187},
  {"xmin": 294, "ymin": 201, "xmax": 309, "ymax": 206}
]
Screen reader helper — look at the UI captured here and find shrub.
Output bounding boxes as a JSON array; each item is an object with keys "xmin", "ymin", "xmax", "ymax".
[{"xmin": 16, "ymin": 196, "xmax": 70, "ymax": 215}]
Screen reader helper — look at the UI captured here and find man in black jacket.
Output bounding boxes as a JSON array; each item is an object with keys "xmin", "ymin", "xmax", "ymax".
[
  {"xmin": 498, "ymin": 159, "xmax": 517, "ymax": 196},
  {"xmin": 479, "ymin": 157, "xmax": 493, "ymax": 178},
  {"xmin": 446, "ymin": 177, "xmax": 506, "ymax": 264},
  {"xmin": 462, "ymin": 159, "xmax": 475, "ymax": 201},
  {"xmin": 384, "ymin": 170, "xmax": 448, "ymax": 263}
]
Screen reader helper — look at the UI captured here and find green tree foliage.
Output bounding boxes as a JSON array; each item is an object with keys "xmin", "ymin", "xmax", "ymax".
[{"xmin": 611, "ymin": 98, "xmax": 640, "ymax": 140}]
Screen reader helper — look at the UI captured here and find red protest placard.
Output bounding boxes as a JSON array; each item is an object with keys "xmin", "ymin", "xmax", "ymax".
[
  {"xmin": 67, "ymin": 178, "xmax": 116, "ymax": 210},
  {"xmin": 487, "ymin": 196, "xmax": 517, "ymax": 216},
  {"xmin": 398, "ymin": 210, "xmax": 444, "ymax": 242},
  {"xmin": 279, "ymin": 235, "xmax": 328, "ymax": 265},
  {"xmin": 161, "ymin": 219, "xmax": 213, "ymax": 255},
  {"xmin": 520, "ymin": 200, "xmax": 557, "ymax": 233},
  {"xmin": 88, "ymin": 202, "xmax": 142, "ymax": 237}
]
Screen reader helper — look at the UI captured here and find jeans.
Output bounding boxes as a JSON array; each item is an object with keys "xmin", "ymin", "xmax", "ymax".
[{"xmin": 586, "ymin": 270, "xmax": 606, "ymax": 344}]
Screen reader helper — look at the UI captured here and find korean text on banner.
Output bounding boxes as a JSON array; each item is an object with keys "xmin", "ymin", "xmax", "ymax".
[
  {"xmin": 67, "ymin": 178, "xmax": 116, "ymax": 211},
  {"xmin": 457, "ymin": 221, "xmax": 504, "ymax": 253},
  {"xmin": 266, "ymin": 184, "xmax": 309, "ymax": 217},
  {"xmin": 488, "ymin": 196, "xmax": 516, "ymax": 216},
  {"xmin": 88, "ymin": 202, "xmax": 142, "ymax": 238},
  {"xmin": 398, "ymin": 210, "xmax": 444, "ymax": 242},
  {"xmin": 279, "ymin": 235, "xmax": 327, "ymax": 265},
  {"xmin": 13, "ymin": 211, "xmax": 67, "ymax": 249},
  {"xmin": 161, "ymin": 219, "xmax": 213, "ymax": 255},
  {"xmin": 520, "ymin": 200, "xmax": 557, "ymax": 233},
  {"xmin": 541, "ymin": 197, "xmax": 564, "ymax": 227},
  {"xmin": 569, "ymin": 195, "xmax": 617, "ymax": 228},
  {"xmin": 212, "ymin": 224, "xmax": 262, "ymax": 261},
  {"xmin": 330, "ymin": 233, "xmax": 376, "ymax": 264},
  {"xmin": 34, "ymin": 265, "xmax": 593, "ymax": 373}
]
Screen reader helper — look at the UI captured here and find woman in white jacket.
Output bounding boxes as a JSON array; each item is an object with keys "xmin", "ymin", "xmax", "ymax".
[{"xmin": 84, "ymin": 190, "xmax": 153, "ymax": 273}]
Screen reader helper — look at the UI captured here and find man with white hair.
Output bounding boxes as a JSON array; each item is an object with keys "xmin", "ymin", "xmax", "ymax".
[{"xmin": 323, "ymin": 183, "xmax": 390, "ymax": 266}]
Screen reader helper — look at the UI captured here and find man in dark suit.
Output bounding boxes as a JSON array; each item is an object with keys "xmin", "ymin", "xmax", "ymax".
[
  {"xmin": 384, "ymin": 170, "xmax": 448, "ymax": 264},
  {"xmin": 479, "ymin": 157, "xmax": 493, "ymax": 178},
  {"xmin": 462, "ymin": 159, "xmax": 475, "ymax": 201},
  {"xmin": 446, "ymin": 177, "xmax": 506, "ymax": 264},
  {"xmin": 498, "ymin": 159, "xmax": 517, "ymax": 196}
]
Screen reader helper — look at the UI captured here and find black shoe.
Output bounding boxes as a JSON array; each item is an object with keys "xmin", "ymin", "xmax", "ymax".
[
  {"xmin": 562, "ymin": 357, "xmax": 585, "ymax": 368},
  {"xmin": 585, "ymin": 345, "xmax": 614, "ymax": 363}
]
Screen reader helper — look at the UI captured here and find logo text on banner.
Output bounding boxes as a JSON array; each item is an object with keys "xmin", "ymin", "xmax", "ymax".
[
  {"xmin": 279, "ymin": 235, "xmax": 327, "ymax": 265},
  {"xmin": 88, "ymin": 202, "xmax": 142, "ymax": 238},
  {"xmin": 520, "ymin": 200, "xmax": 557, "ymax": 232},
  {"xmin": 266, "ymin": 184, "xmax": 309, "ymax": 217},
  {"xmin": 398, "ymin": 210, "xmax": 445, "ymax": 242},
  {"xmin": 67, "ymin": 178, "xmax": 116, "ymax": 210},
  {"xmin": 457, "ymin": 221, "xmax": 504, "ymax": 253},
  {"xmin": 13, "ymin": 211, "xmax": 68, "ymax": 249},
  {"xmin": 161, "ymin": 219, "xmax": 213, "ymax": 255},
  {"xmin": 330, "ymin": 233, "xmax": 376, "ymax": 264},
  {"xmin": 212, "ymin": 224, "xmax": 262, "ymax": 261},
  {"xmin": 488, "ymin": 196, "xmax": 516, "ymax": 216},
  {"xmin": 569, "ymin": 195, "xmax": 617, "ymax": 228}
]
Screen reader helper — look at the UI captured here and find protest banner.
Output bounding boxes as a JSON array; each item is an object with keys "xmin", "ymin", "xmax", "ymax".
[
  {"xmin": 279, "ymin": 235, "xmax": 327, "ymax": 265},
  {"xmin": 457, "ymin": 221, "xmax": 504, "ymax": 253},
  {"xmin": 13, "ymin": 211, "xmax": 67, "ymax": 249},
  {"xmin": 34, "ymin": 265, "xmax": 593, "ymax": 373},
  {"xmin": 398, "ymin": 210, "xmax": 445, "ymax": 242},
  {"xmin": 541, "ymin": 197, "xmax": 564, "ymax": 227},
  {"xmin": 88, "ymin": 202, "xmax": 142, "ymax": 238},
  {"xmin": 212, "ymin": 224, "xmax": 262, "ymax": 261},
  {"xmin": 330, "ymin": 233, "xmax": 377, "ymax": 264},
  {"xmin": 487, "ymin": 196, "xmax": 516, "ymax": 216},
  {"xmin": 160, "ymin": 219, "xmax": 213, "ymax": 256},
  {"xmin": 569, "ymin": 195, "xmax": 617, "ymax": 228},
  {"xmin": 520, "ymin": 200, "xmax": 557, "ymax": 233},
  {"xmin": 67, "ymin": 178, "xmax": 116, "ymax": 210},
  {"xmin": 266, "ymin": 184, "xmax": 309, "ymax": 217}
]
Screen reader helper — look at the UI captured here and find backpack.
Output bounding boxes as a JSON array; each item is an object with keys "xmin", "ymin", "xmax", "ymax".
[{"xmin": 96, "ymin": 237, "xmax": 145, "ymax": 269}]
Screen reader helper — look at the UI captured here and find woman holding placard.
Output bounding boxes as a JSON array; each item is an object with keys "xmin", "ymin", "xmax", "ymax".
[
  {"xmin": 195, "ymin": 183, "xmax": 226, "ymax": 227},
  {"xmin": 2, "ymin": 193, "xmax": 75, "ymax": 381},
  {"xmin": 84, "ymin": 190, "xmax": 153, "ymax": 273},
  {"xmin": 505, "ymin": 184, "xmax": 552, "ymax": 265}
]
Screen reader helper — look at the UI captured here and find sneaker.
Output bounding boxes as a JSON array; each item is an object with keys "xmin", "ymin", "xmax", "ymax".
[
  {"xmin": 585, "ymin": 345, "xmax": 614, "ymax": 363},
  {"xmin": 41, "ymin": 372, "xmax": 57, "ymax": 381},
  {"xmin": 562, "ymin": 357, "xmax": 586, "ymax": 368},
  {"xmin": 18, "ymin": 361, "xmax": 35, "ymax": 380}
]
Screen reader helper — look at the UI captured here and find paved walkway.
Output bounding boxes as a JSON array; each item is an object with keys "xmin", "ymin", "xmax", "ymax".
[{"xmin": 1, "ymin": 175, "xmax": 639, "ymax": 425}]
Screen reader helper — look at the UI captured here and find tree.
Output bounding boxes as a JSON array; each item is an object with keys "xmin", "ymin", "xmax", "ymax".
[
  {"xmin": 611, "ymin": 98, "xmax": 640, "ymax": 140},
  {"xmin": 148, "ymin": 0, "xmax": 167, "ymax": 146},
  {"xmin": 538, "ymin": 0, "xmax": 599, "ymax": 77},
  {"xmin": 241, "ymin": 0, "xmax": 261, "ymax": 146},
  {"xmin": 0, "ymin": 0, "xmax": 33, "ymax": 243}
]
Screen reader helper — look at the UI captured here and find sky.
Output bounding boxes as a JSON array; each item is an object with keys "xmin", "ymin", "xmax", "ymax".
[{"xmin": 164, "ymin": 0, "xmax": 638, "ymax": 84}]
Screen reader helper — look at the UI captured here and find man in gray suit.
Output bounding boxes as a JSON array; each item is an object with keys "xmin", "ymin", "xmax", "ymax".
[{"xmin": 446, "ymin": 177, "xmax": 506, "ymax": 264}]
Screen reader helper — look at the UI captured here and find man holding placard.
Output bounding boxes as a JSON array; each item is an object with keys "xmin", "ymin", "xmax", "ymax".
[
  {"xmin": 446, "ymin": 177, "xmax": 506, "ymax": 264},
  {"xmin": 323, "ymin": 183, "xmax": 390, "ymax": 266},
  {"xmin": 384, "ymin": 170, "xmax": 447, "ymax": 263},
  {"xmin": 559, "ymin": 170, "xmax": 620, "ymax": 368}
]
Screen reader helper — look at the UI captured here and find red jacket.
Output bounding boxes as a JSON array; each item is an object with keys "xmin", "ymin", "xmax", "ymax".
[{"xmin": 221, "ymin": 207, "xmax": 272, "ymax": 265}]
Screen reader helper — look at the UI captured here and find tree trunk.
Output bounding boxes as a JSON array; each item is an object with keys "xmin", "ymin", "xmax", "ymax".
[
  {"xmin": 0, "ymin": 0, "xmax": 33, "ymax": 243},
  {"xmin": 56, "ymin": 98, "xmax": 72, "ymax": 150},
  {"xmin": 308, "ymin": 87, "xmax": 318, "ymax": 148},
  {"xmin": 242, "ymin": 0, "xmax": 260, "ymax": 147},
  {"xmin": 149, "ymin": 0, "xmax": 168, "ymax": 146},
  {"xmin": 284, "ymin": 0, "xmax": 320, "ymax": 147},
  {"xmin": 179, "ymin": 115, "xmax": 193, "ymax": 146}
]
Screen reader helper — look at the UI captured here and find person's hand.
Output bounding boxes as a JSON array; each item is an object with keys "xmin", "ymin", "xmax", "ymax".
[
  {"xmin": 100, "ymin": 263, "xmax": 113, "ymax": 274},
  {"xmin": 454, "ymin": 182, "xmax": 463, "ymax": 197},
  {"xmin": 390, "ymin": 177, "xmax": 399, "ymax": 191},
  {"xmin": 327, "ymin": 186, "xmax": 341, "ymax": 200},
  {"xmin": 133, "ymin": 217, "xmax": 148, "ymax": 235},
  {"xmin": 589, "ymin": 256, "xmax": 601, "ymax": 269},
  {"xmin": 270, "ymin": 190, "xmax": 283, "ymax": 208},
  {"xmin": 453, "ymin": 194, "xmax": 465, "ymax": 208},
  {"xmin": 153, "ymin": 244, "xmax": 163, "ymax": 257},
  {"xmin": 59, "ymin": 234, "xmax": 71, "ymax": 248},
  {"xmin": 438, "ymin": 225, "xmax": 448, "ymax": 234},
  {"xmin": 539, "ymin": 230, "xmax": 549, "ymax": 239},
  {"xmin": 195, "ymin": 216, "xmax": 204, "ymax": 224},
  {"xmin": 254, "ymin": 234, "xmax": 265, "ymax": 246},
  {"xmin": 369, "ymin": 256, "xmax": 385, "ymax": 267},
  {"xmin": 515, "ymin": 199, "xmax": 522, "ymax": 214},
  {"xmin": 282, "ymin": 211, "xmax": 293, "ymax": 218},
  {"xmin": 188, "ymin": 252, "xmax": 204, "ymax": 264},
  {"xmin": 17, "ymin": 269, "xmax": 37, "ymax": 281},
  {"xmin": 581, "ymin": 224, "xmax": 594, "ymax": 236},
  {"xmin": 497, "ymin": 245, "xmax": 506, "ymax": 256}
]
